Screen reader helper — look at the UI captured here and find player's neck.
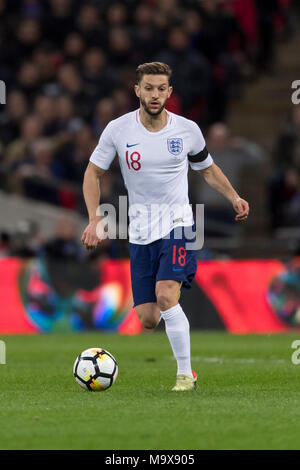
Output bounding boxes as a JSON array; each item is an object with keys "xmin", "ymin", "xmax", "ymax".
[{"xmin": 139, "ymin": 108, "xmax": 168, "ymax": 132}]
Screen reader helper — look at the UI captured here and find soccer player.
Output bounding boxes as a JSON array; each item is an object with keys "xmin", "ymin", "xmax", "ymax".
[{"xmin": 81, "ymin": 62, "xmax": 249, "ymax": 391}]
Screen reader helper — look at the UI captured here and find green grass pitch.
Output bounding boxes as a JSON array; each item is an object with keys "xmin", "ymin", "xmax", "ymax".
[{"xmin": 0, "ymin": 331, "xmax": 299, "ymax": 450}]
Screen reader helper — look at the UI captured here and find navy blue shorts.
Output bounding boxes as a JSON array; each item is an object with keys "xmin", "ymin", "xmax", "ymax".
[{"xmin": 129, "ymin": 226, "xmax": 197, "ymax": 307}]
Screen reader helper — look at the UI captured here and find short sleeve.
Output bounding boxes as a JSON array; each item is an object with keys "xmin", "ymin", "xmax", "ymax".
[
  {"xmin": 188, "ymin": 121, "xmax": 213, "ymax": 171},
  {"xmin": 89, "ymin": 122, "xmax": 116, "ymax": 170}
]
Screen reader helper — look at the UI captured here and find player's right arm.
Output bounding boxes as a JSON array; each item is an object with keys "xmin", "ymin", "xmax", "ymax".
[
  {"xmin": 81, "ymin": 121, "xmax": 116, "ymax": 250},
  {"xmin": 81, "ymin": 162, "xmax": 106, "ymax": 250}
]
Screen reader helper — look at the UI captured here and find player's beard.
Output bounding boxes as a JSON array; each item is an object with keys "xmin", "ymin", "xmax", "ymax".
[{"xmin": 140, "ymin": 96, "xmax": 168, "ymax": 117}]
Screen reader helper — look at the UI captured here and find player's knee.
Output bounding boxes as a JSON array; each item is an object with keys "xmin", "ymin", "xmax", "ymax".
[
  {"xmin": 136, "ymin": 304, "xmax": 160, "ymax": 330},
  {"xmin": 156, "ymin": 290, "xmax": 175, "ymax": 311},
  {"xmin": 140, "ymin": 316, "xmax": 157, "ymax": 330},
  {"xmin": 156, "ymin": 281, "xmax": 180, "ymax": 311}
]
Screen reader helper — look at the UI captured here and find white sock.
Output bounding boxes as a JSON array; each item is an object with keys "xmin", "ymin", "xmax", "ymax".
[{"xmin": 161, "ymin": 303, "xmax": 193, "ymax": 378}]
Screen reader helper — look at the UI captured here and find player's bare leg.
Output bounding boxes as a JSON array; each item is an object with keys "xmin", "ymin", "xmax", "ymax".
[
  {"xmin": 135, "ymin": 282, "xmax": 181, "ymax": 330},
  {"xmin": 155, "ymin": 280, "xmax": 197, "ymax": 391},
  {"xmin": 135, "ymin": 302, "xmax": 161, "ymax": 331},
  {"xmin": 155, "ymin": 280, "xmax": 181, "ymax": 310}
]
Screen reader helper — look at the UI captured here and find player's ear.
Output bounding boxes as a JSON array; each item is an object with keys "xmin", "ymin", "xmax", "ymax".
[
  {"xmin": 168, "ymin": 86, "xmax": 173, "ymax": 98},
  {"xmin": 134, "ymin": 84, "xmax": 140, "ymax": 98}
]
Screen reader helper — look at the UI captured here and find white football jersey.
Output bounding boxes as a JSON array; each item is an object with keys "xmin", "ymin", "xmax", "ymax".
[{"xmin": 90, "ymin": 109, "xmax": 213, "ymax": 244}]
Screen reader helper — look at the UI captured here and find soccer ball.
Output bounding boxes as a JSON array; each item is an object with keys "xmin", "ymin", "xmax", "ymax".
[{"xmin": 73, "ymin": 347, "xmax": 118, "ymax": 391}]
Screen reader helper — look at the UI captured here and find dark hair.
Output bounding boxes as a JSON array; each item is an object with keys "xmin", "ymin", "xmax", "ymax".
[{"xmin": 136, "ymin": 62, "xmax": 172, "ymax": 85}]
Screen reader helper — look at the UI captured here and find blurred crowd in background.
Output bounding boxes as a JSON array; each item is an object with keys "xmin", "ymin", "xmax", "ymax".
[
  {"xmin": 269, "ymin": 105, "xmax": 300, "ymax": 230},
  {"xmin": 0, "ymin": 0, "xmax": 300, "ymax": 259}
]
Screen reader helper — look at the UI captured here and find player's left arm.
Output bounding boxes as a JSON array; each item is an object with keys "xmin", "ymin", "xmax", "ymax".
[{"xmin": 198, "ymin": 162, "xmax": 249, "ymax": 221}]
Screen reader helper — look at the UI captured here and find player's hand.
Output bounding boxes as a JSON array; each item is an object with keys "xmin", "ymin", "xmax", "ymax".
[
  {"xmin": 81, "ymin": 218, "xmax": 103, "ymax": 250},
  {"xmin": 232, "ymin": 197, "xmax": 249, "ymax": 222}
]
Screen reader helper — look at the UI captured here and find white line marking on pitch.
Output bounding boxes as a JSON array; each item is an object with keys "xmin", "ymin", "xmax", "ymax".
[
  {"xmin": 168, "ymin": 356, "xmax": 287, "ymax": 364},
  {"xmin": 191, "ymin": 356, "xmax": 287, "ymax": 364}
]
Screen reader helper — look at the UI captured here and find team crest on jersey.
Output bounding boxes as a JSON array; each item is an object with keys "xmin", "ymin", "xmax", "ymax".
[{"xmin": 167, "ymin": 138, "xmax": 183, "ymax": 156}]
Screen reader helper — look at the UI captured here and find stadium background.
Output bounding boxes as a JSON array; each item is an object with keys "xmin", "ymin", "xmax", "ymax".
[{"xmin": 0, "ymin": 0, "xmax": 300, "ymax": 334}]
